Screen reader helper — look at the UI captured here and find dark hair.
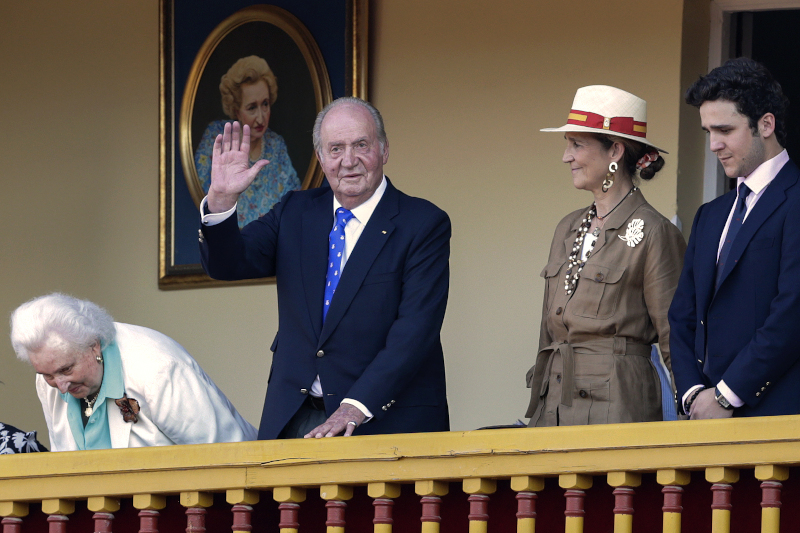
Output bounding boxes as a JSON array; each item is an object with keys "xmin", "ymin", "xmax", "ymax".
[
  {"xmin": 593, "ymin": 134, "xmax": 664, "ymax": 181},
  {"xmin": 685, "ymin": 57, "xmax": 789, "ymax": 146}
]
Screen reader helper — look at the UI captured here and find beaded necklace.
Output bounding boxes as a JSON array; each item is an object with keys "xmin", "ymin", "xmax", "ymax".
[
  {"xmin": 564, "ymin": 187, "xmax": 637, "ymax": 295},
  {"xmin": 564, "ymin": 204, "xmax": 597, "ymax": 295}
]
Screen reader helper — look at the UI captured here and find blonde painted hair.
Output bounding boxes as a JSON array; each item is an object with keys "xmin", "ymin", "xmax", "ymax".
[{"xmin": 220, "ymin": 56, "xmax": 278, "ymax": 119}]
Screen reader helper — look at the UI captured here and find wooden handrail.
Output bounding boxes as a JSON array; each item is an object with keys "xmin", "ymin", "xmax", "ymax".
[{"xmin": 2, "ymin": 416, "xmax": 800, "ymax": 503}]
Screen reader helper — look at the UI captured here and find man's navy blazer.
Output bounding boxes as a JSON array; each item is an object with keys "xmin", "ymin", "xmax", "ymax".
[
  {"xmin": 200, "ymin": 178, "xmax": 451, "ymax": 439},
  {"xmin": 669, "ymin": 158, "xmax": 800, "ymax": 416}
]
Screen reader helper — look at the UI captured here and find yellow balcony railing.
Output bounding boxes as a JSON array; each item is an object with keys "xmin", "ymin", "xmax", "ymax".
[{"xmin": 2, "ymin": 416, "xmax": 800, "ymax": 532}]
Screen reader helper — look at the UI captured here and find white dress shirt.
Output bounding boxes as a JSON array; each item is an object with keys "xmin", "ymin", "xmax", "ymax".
[{"xmin": 684, "ymin": 149, "xmax": 789, "ymax": 412}]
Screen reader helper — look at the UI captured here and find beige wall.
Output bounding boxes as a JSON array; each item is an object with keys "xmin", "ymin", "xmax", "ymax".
[{"xmin": 1, "ymin": 0, "xmax": 693, "ymax": 446}]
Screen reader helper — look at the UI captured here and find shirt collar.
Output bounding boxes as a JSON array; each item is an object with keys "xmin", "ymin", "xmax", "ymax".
[
  {"xmin": 332, "ymin": 175, "xmax": 387, "ymax": 225},
  {"xmin": 738, "ymin": 149, "xmax": 789, "ymax": 196}
]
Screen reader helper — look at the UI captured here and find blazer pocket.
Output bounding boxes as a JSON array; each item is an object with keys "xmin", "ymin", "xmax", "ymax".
[
  {"xmin": 362, "ymin": 271, "xmax": 402, "ymax": 285},
  {"xmin": 749, "ymin": 237, "xmax": 774, "ymax": 250},
  {"xmin": 571, "ymin": 264, "xmax": 625, "ymax": 320}
]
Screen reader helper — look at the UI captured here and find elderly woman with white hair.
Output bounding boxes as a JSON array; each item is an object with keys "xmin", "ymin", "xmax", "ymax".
[{"xmin": 10, "ymin": 293, "xmax": 257, "ymax": 451}]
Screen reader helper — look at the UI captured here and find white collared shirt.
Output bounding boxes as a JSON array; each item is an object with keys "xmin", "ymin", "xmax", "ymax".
[{"xmin": 684, "ymin": 150, "xmax": 789, "ymax": 412}]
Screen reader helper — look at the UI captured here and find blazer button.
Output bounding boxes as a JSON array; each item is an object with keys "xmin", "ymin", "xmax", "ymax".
[
  {"xmin": 756, "ymin": 392, "xmax": 761, "ymax": 397},
  {"xmin": 391, "ymin": 400, "xmax": 396, "ymax": 404},
  {"xmin": 579, "ymin": 390, "xmax": 588, "ymax": 398},
  {"xmin": 766, "ymin": 382, "xmax": 771, "ymax": 386},
  {"xmin": 300, "ymin": 389, "xmax": 309, "ymax": 394},
  {"xmin": 761, "ymin": 387, "xmax": 766, "ymax": 391},
  {"xmin": 700, "ymin": 320, "xmax": 704, "ymax": 326},
  {"xmin": 594, "ymin": 273, "xmax": 604, "ymax": 282},
  {"xmin": 316, "ymin": 350, "xmax": 325, "ymax": 358},
  {"xmin": 555, "ymin": 307, "xmax": 563, "ymax": 315},
  {"xmin": 697, "ymin": 359, "xmax": 703, "ymax": 364},
  {"xmin": 382, "ymin": 406, "xmax": 388, "ymax": 411}
]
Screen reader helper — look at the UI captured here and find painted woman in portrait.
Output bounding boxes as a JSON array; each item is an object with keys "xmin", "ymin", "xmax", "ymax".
[{"xmin": 194, "ymin": 56, "xmax": 301, "ymax": 227}]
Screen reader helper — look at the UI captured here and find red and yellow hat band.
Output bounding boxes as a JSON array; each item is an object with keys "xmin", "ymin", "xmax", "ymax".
[{"xmin": 567, "ymin": 109, "xmax": 647, "ymax": 138}]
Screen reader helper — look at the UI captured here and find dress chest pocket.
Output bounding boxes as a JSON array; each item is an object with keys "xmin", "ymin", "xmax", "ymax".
[
  {"xmin": 540, "ymin": 261, "xmax": 565, "ymax": 312},
  {"xmin": 570, "ymin": 264, "xmax": 626, "ymax": 319}
]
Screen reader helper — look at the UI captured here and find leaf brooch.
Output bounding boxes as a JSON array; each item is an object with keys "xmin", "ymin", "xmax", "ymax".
[
  {"xmin": 618, "ymin": 219, "xmax": 644, "ymax": 247},
  {"xmin": 114, "ymin": 394, "xmax": 140, "ymax": 423}
]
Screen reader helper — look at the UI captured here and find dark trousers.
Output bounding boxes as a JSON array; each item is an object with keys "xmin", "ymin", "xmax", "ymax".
[{"xmin": 278, "ymin": 395, "xmax": 327, "ymax": 439}]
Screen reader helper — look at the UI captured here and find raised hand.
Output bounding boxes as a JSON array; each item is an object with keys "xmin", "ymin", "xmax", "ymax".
[{"xmin": 206, "ymin": 121, "xmax": 270, "ymax": 213}]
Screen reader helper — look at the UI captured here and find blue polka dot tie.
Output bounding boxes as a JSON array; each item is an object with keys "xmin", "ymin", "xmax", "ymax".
[
  {"xmin": 324, "ymin": 208, "xmax": 355, "ymax": 322},
  {"xmin": 716, "ymin": 182, "xmax": 751, "ymax": 290}
]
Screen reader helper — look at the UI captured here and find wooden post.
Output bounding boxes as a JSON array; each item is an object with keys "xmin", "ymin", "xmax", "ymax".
[
  {"xmin": 1, "ymin": 518, "xmax": 23, "ymax": 533},
  {"xmin": 92, "ymin": 513, "xmax": 114, "ymax": 533},
  {"xmin": 368, "ymin": 482, "xmax": 401, "ymax": 533},
  {"xmin": 464, "ymin": 478, "xmax": 496, "ymax": 533},
  {"xmin": 88, "ymin": 497, "xmax": 119, "ymax": 533},
  {"xmin": 185, "ymin": 508, "xmax": 206, "ymax": 533},
  {"xmin": 560, "ymin": 474, "xmax": 592, "ymax": 533},
  {"xmin": 42, "ymin": 499, "xmax": 74, "ymax": 533},
  {"xmin": 416, "ymin": 481, "xmax": 449, "ymax": 533},
  {"xmin": 0, "ymin": 502, "xmax": 28, "ymax": 533},
  {"xmin": 274, "ymin": 487, "xmax": 306, "ymax": 533},
  {"xmin": 657, "ymin": 469, "xmax": 691, "ymax": 533},
  {"xmin": 321, "ymin": 484, "xmax": 353, "ymax": 533},
  {"xmin": 133, "ymin": 494, "xmax": 166, "ymax": 533},
  {"xmin": 228, "ymin": 490, "xmax": 259, "ymax": 533},
  {"xmin": 608, "ymin": 472, "xmax": 641, "ymax": 533},
  {"xmin": 138, "ymin": 511, "xmax": 160, "ymax": 533},
  {"xmin": 511, "ymin": 477, "xmax": 544, "ymax": 533},
  {"xmin": 706, "ymin": 467, "xmax": 738, "ymax": 533},
  {"xmin": 755, "ymin": 465, "xmax": 789, "ymax": 533}
]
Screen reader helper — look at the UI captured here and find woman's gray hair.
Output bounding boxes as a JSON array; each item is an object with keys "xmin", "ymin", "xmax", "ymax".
[
  {"xmin": 312, "ymin": 97, "xmax": 388, "ymax": 156},
  {"xmin": 10, "ymin": 293, "xmax": 116, "ymax": 362}
]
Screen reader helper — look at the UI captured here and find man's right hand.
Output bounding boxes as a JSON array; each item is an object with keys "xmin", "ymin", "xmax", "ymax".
[{"xmin": 206, "ymin": 121, "xmax": 270, "ymax": 213}]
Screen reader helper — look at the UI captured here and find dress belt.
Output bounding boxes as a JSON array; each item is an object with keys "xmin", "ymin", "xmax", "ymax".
[{"xmin": 526, "ymin": 337, "xmax": 652, "ymax": 416}]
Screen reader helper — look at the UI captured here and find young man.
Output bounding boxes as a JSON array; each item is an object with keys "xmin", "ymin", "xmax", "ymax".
[{"xmin": 669, "ymin": 57, "xmax": 800, "ymax": 419}]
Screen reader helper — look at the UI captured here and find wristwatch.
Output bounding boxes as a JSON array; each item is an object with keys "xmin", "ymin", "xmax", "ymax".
[{"xmin": 714, "ymin": 387, "xmax": 734, "ymax": 410}]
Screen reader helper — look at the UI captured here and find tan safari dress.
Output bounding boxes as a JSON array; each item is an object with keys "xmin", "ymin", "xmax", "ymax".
[{"xmin": 527, "ymin": 189, "xmax": 686, "ymax": 426}]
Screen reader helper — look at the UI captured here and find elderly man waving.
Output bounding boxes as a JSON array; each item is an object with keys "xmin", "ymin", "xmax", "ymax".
[{"xmin": 199, "ymin": 97, "xmax": 451, "ymax": 439}]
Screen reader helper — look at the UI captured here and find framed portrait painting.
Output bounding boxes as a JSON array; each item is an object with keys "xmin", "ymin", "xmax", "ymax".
[{"xmin": 159, "ymin": 0, "xmax": 368, "ymax": 289}]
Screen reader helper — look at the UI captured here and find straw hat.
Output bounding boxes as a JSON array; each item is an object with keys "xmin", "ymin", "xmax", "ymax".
[{"xmin": 541, "ymin": 85, "xmax": 667, "ymax": 153}]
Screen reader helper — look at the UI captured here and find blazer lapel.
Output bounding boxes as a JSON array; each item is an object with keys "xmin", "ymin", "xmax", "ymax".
[
  {"xmin": 318, "ymin": 182, "xmax": 399, "ymax": 345},
  {"xmin": 716, "ymin": 161, "xmax": 798, "ymax": 289},
  {"xmin": 302, "ymin": 190, "xmax": 334, "ymax": 339},
  {"xmin": 697, "ymin": 193, "xmax": 736, "ymax": 308}
]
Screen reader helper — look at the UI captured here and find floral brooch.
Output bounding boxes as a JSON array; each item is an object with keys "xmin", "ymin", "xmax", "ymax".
[
  {"xmin": 114, "ymin": 394, "xmax": 140, "ymax": 423},
  {"xmin": 618, "ymin": 219, "xmax": 644, "ymax": 247}
]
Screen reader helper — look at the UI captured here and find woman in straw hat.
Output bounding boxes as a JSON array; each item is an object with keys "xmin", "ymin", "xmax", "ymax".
[{"xmin": 526, "ymin": 85, "xmax": 686, "ymax": 426}]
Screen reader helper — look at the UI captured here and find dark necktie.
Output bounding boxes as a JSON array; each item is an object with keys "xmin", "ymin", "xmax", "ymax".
[
  {"xmin": 324, "ymin": 207, "xmax": 354, "ymax": 321},
  {"xmin": 716, "ymin": 182, "xmax": 751, "ymax": 290}
]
